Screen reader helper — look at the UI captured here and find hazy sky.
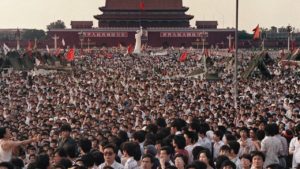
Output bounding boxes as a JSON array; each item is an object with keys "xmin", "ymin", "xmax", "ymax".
[{"xmin": 1, "ymin": 0, "xmax": 299, "ymax": 32}]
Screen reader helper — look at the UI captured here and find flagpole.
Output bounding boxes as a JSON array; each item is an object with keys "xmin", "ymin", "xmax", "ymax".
[{"xmin": 234, "ymin": 0, "xmax": 239, "ymax": 109}]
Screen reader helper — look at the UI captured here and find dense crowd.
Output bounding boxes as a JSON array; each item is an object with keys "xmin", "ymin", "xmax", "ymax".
[{"xmin": 0, "ymin": 48, "xmax": 299, "ymax": 169}]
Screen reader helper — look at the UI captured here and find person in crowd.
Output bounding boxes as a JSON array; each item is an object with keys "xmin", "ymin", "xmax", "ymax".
[
  {"xmin": 98, "ymin": 144, "xmax": 124, "ymax": 169},
  {"xmin": 0, "ymin": 127, "xmax": 39, "ymax": 162},
  {"xmin": 250, "ymin": 151, "xmax": 265, "ymax": 169}
]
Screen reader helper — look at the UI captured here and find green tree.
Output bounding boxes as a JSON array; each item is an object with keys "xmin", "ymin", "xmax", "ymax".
[
  {"xmin": 22, "ymin": 29, "xmax": 46, "ymax": 40},
  {"xmin": 238, "ymin": 30, "xmax": 252, "ymax": 40},
  {"xmin": 47, "ymin": 20, "xmax": 66, "ymax": 30}
]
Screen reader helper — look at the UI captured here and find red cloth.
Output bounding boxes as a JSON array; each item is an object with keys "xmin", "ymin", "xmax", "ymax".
[
  {"xmin": 127, "ymin": 44, "xmax": 133, "ymax": 54},
  {"xmin": 253, "ymin": 24, "xmax": 260, "ymax": 40},
  {"xmin": 66, "ymin": 48, "xmax": 75, "ymax": 61},
  {"xmin": 139, "ymin": 1, "xmax": 145, "ymax": 10},
  {"xmin": 179, "ymin": 52, "xmax": 188, "ymax": 62}
]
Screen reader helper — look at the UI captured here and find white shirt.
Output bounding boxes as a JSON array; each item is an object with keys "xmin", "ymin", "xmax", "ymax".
[
  {"xmin": 124, "ymin": 157, "xmax": 139, "ymax": 169},
  {"xmin": 98, "ymin": 161, "xmax": 124, "ymax": 169},
  {"xmin": 197, "ymin": 136, "xmax": 212, "ymax": 152},
  {"xmin": 185, "ymin": 144, "xmax": 195, "ymax": 164},
  {"xmin": 289, "ymin": 137, "xmax": 300, "ymax": 169},
  {"xmin": 261, "ymin": 136, "xmax": 282, "ymax": 168}
]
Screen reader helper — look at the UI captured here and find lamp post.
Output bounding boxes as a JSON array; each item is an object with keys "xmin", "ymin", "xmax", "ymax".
[
  {"xmin": 287, "ymin": 25, "xmax": 292, "ymax": 52},
  {"xmin": 15, "ymin": 28, "xmax": 21, "ymax": 50},
  {"xmin": 234, "ymin": 0, "xmax": 239, "ymax": 109},
  {"xmin": 78, "ymin": 31, "xmax": 84, "ymax": 49},
  {"xmin": 201, "ymin": 35, "xmax": 207, "ymax": 73}
]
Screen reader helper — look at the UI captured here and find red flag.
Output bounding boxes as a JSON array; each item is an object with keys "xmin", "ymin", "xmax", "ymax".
[
  {"xmin": 253, "ymin": 24, "xmax": 260, "ymax": 40},
  {"xmin": 127, "ymin": 44, "xmax": 133, "ymax": 54},
  {"xmin": 179, "ymin": 51, "xmax": 188, "ymax": 62},
  {"xmin": 26, "ymin": 41, "xmax": 33, "ymax": 57},
  {"xmin": 291, "ymin": 40, "xmax": 297, "ymax": 52},
  {"xmin": 139, "ymin": 1, "xmax": 145, "ymax": 10},
  {"xmin": 203, "ymin": 48, "xmax": 210, "ymax": 57},
  {"xmin": 228, "ymin": 43, "xmax": 235, "ymax": 53},
  {"xmin": 66, "ymin": 48, "xmax": 75, "ymax": 61}
]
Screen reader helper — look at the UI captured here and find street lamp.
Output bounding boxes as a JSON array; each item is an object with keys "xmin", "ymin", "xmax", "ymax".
[
  {"xmin": 78, "ymin": 31, "xmax": 84, "ymax": 49},
  {"xmin": 287, "ymin": 25, "xmax": 292, "ymax": 52}
]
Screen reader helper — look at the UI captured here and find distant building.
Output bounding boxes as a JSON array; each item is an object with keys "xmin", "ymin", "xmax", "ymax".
[
  {"xmin": 94, "ymin": 0, "xmax": 193, "ymax": 28},
  {"xmin": 71, "ymin": 21, "xmax": 93, "ymax": 29},
  {"xmin": 46, "ymin": 0, "xmax": 235, "ymax": 48},
  {"xmin": 196, "ymin": 21, "xmax": 218, "ymax": 29}
]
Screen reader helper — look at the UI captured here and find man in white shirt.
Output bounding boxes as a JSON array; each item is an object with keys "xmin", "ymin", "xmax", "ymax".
[
  {"xmin": 261, "ymin": 124, "xmax": 282, "ymax": 168},
  {"xmin": 289, "ymin": 125, "xmax": 300, "ymax": 169},
  {"xmin": 98, "ymin": 144, "xmax": 124, "ymax": 169}
]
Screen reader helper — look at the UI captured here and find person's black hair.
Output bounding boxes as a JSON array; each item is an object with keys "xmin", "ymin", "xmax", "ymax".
[
  {"xmin": 156, "ymin": 118, "xmax": 167, "ymax": 128},
  {"xmin": 239, "ymin": 127, "xmax": 249, "ymax": 135},
  {"xmin": 81, "ymin": 153, "xmax": 94, "ymax": 168},
  {"xmin": 174, "ymin": 154, "xmax": 188, "ymax": 166},
  {"xmin": 239, "ymin": 154, "xmax": 252, "ymax": 161},
  {"xmin": 220, "ymin": 160, "xmax": 236, "ymax": 169},
  {"xmin": 220, "ymin": 145, "xmax": 231, "ymax": 153},
  {"xmin": 171, "ymin": 119, "xmax": 186, "ymax": 131},
  {"xmin": 273, "ymin": 124, "xmax": 280, "ymax": 135},
  {"xmin": 146, "ymin": 124, "xmax": 158, "ymax": 134},
  {"xmin": 198, "ymin": 123, "xmax": 210, "ymax": 135},
  {"xmin": 52, "ymin": 164, "xmax": 66, "ymax": 169},
  {"xmin": 142, "ymin": 154, "xmax": 155, "ymax": 163},
  {"xmin": 55, "ymin": 148, "xmax": 67, "ymax": 158},
  {"xmin": 189, "ymin": 121, "xmax": 201, "ymax": 132},
  {"xmin": 0, "ymin": 127, "xmax": 7, "ymax": 139},
  {"xmin": 224, "ymin": 134, "xmax": 237, "ymax": 142},
  {"xmin": 256, "ymin": 130, "xmax": 265, "ymax": 141},
  {"xmin": 160, "ymin": 146, "xmax": 172, "ymax": 155},
  {"xmin": 173, "ymin": 135, "xmax": 186, "ymax": 149},
  {"xmin": 91, "ymin": 151, "xmax": 104, "ymax": 166},
  {"xmin": 65, "ymin": 144, "xmax": 78, "ymax": 158},
  {"xmin": 0, "ymin": 162, "xmax": 14, "ymax": 169},
  {"xmin": 192, "ymin": 146, "xmax": 207, "ymax": 161},
  {"xmin": 121, "ymin": 141, "xmax": 141, "ymax": 161},
  {"xmin": 215, "ymin": 155, "xmax": 230, "ymax": 169},
  {"xmin": 165, "ymin": 166, "xmax": 177, "ymax": 169},
  {"xmin": 57, "ymin": 158, "xmax": 73, "ymax": 169},
  {"xmin": 199, "ymin": 149, "xmax": 214, "ymax": 167},
  {"xmin": 27, "ymin": 162, "xmax": 37, "ymax": 169},
  {"xmin": 79, "ymin": 138, "xmax": 92, "ymax": 153},
  {"xmin": 103, "ymin": 144, "xmax": 117, "ymax": 154},
  {"xmin": 60, "ymin": 124, "xmax": 72, "ymax": 132},
  {"xmin": 191, "ymin": 160, "xmax": 207, "ymax": 169},
  {"xmin": 214, "ymin": 130, "xmax": 224, "ymax": 140},
  {"xmin": 265, "ymin": 123, "xmax": 277, "ymax": 136},
  {"xmin": 185, "ymin": 164, "xmax": 199, "ymax": 169},
  {"xmin": 35, "ymin": 154, "xmax": 50, "ymax": 169},
  {"xmin": 10, "ymin": 158, "xmax": 24, "ymax": 169},
  {"xmin": 250, "ymin": 151, "xmax": 265, "ymax": 162},
  {"xmin": 184, "ymin": 131, "xmax": 198, "ymax": 144},
  {"xmin": 266, "ymin": 163, "xmax": 283, "ymax": 169},
  {"xmin": 117, "ymin": 130, "xmax": 129, "ymax": 143},
  {"xmin": 227, "ymin": 141, "xmax": 240, "ymax": 155},
  {"xmin": 132, "ymin": 130, "xmax": 146, "ymax": 143}
]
